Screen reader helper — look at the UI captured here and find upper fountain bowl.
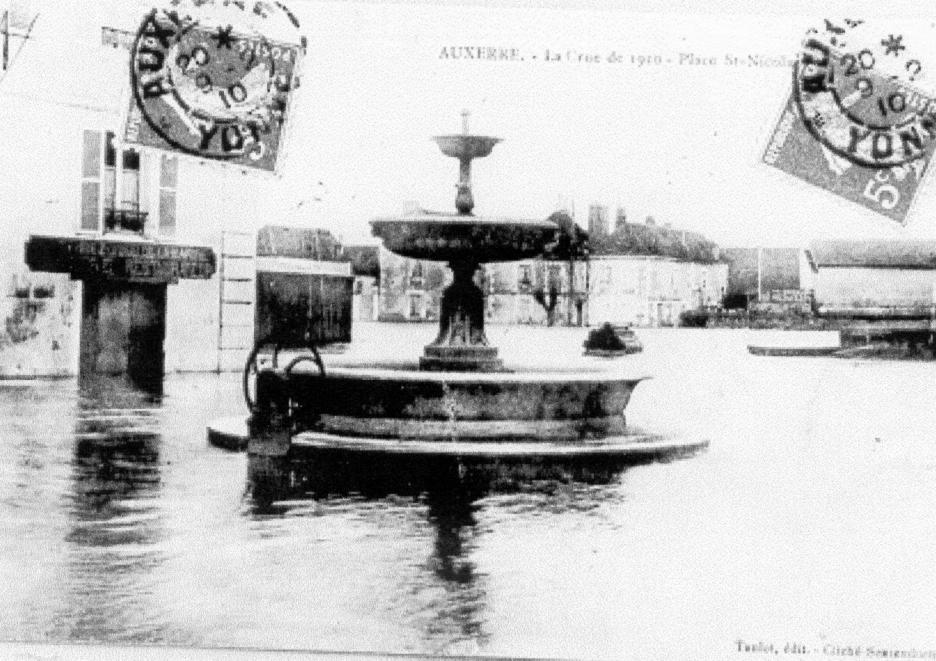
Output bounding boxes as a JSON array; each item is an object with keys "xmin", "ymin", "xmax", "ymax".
[
  {"xmin": 370, "ymin": 213, "xmax": 558, "ymax": 263},
  {"xmin": 433, "ymin": 134, "xmax": 501, "ymax": 160}
]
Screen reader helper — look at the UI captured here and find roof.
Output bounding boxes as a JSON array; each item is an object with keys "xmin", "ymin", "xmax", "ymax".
[
  {"xmin": 809, "ymin": 240, "xmax": 936, "ymax": 269},
  {"xmin": 589, "ymin": 222, "xmax": 720, "ymax": 263},
  {"xmin": 256, "ymin": 225, "xmax": 343, "ymax": 261}
]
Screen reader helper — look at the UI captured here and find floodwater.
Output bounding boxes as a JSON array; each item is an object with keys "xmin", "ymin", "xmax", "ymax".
[{"xmin": 2, "ymin": 323, "xmax": 936, "ymax": 659}]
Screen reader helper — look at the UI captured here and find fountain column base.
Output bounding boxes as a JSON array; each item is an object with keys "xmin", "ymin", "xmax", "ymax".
[
  {"xmin": 419, "ymin": 345, "xmax": 503, "ymax": 372},
  {"xmin": 419, "ymin": 259, "xmax": 504, "ymax": 372}
]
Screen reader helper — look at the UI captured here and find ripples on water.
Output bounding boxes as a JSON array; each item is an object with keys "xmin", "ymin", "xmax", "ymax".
[{"xmin": 2, "ymin": 326, "xmax": 936, "ymax": 659}]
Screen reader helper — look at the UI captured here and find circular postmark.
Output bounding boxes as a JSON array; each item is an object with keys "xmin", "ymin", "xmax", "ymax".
[
  {"xmin": 130, "ymin": 0, "xmax": 304, "ymax": 164},
  {"xmin": 793, "ymin": 19, "xmax": 936, "ymax": 168}
]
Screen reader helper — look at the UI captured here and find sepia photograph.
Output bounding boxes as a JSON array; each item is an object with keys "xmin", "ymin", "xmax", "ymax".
[{"xmin": 1, "ymin": 1, "xmax": 936, "ymax": 659}]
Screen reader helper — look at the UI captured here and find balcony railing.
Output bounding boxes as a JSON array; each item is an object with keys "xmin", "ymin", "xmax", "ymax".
[{"xmin": 104, "ymin": 204, "xmax": 148, "ymax": 235}]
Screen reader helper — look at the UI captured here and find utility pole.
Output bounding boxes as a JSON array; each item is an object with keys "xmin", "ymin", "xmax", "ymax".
[{"xmin": 2, "ymin": 10, "xmax": 9, "ymax": 71}]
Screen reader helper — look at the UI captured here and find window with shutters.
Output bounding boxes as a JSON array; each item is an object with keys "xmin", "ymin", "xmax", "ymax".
[{"xmin": 82, "ymin": 130, "xmax": 150, "ymax": 235}]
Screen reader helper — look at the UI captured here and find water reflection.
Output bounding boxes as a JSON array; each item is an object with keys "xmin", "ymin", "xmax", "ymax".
[
  {"xmin": 57, "ymin": 375, "xmax": 168, "ymax": 642},
  {"xmin": 244, "ymin": 450, "xmax": 659, "ymax": 652},
  {"xmin": 422, "ymin": 489, "xmax": 486, "ymax": 646}
]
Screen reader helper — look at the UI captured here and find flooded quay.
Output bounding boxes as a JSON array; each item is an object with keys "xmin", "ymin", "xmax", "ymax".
[{"xmin": 3, "ymin": 323, "xmax": 936, "ymax": 659}]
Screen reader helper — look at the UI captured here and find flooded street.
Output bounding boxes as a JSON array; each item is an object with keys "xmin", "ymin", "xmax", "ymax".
[{"xmin": 3, "ymin": 323, "xmax": 936, "ymax": 659}]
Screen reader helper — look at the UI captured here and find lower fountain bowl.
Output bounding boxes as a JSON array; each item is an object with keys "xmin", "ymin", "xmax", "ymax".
[
  {"xmin": 255, "ymin": 364, "xmax": 646, "ymax": 442},
  {"xmin": 208, "ymin": 363, "xmax": 708, "ymax": 462}
]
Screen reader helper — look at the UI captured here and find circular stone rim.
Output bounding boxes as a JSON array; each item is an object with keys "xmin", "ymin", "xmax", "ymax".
[
  {"xmin": 291, "ymin": 430, "xmax": 709, "ymax": 457},
  {"xmin": 292, "ymin": 364, "xmax": 652, "ymax": 384}
]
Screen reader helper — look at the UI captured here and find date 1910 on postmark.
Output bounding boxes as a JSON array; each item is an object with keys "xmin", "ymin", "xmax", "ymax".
[{"xmin": 763, "ymin": 19, "xmax": 936, "ymax": 224}]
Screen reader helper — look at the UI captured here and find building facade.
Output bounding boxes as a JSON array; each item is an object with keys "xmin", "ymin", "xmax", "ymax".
[
  {"xmin": 484, "ymin": 258, "xmax": 588, "ymax": 326},
  {"xmin": 342, "ymin": 245, "xmax": 380, "ymax": 322},
  {"xmin": 587, "ymin": 255, "xmax": 727, "ymax": 327},
  {"xmin": 0, "ymin": 5, "xmax": 335, "ymax": 377},
  {"xmin": 806, "ymin": 240, "xmax": 936, "ymax": 316},
  {"xmin": 377, "ymin": 248, "xmax": 450, "ymax": 322}
]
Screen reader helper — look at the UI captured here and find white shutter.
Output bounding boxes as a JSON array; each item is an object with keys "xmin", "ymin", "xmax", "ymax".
[
  {"xmin": 158, "ymin": 155, "xmax": 177, "ymax": 236},
  {"xmin": 80, "ymin": 129, "xmax": 102, "ymax": 231}
]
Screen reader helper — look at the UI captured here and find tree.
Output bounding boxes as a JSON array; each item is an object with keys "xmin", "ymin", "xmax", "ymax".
[
  {"xmin": 532, "ymin": 284, "xmax": 560, "ymax": 326},
  {"xmin": 545, "ymin": 211, "xmax": 589, "ymax": 325}
]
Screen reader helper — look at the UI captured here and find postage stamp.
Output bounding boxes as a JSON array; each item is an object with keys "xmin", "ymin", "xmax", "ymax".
[
  {"xmin": 763, "ymin": 18, "xmax": 936, "ymax": 224},
  {"xmin": 125, "ymin": 0, "xmax": 304, "ymax": 172}
]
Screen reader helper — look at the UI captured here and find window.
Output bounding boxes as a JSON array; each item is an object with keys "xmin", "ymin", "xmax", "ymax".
[
  {"xmin": 547, "ymin": 265, "xmax": 563, "ymax": 292},
  {"xmin": 599, "ymin": 265, "xmax": 612, "ymax": 285},
  {"xmin": 409, "ymin": 261, "xmax": 424, "ymax": 288},
  {"xmin": 518, "ymin": 264, "xmax": 532, "ymax": 291},
  {"xmin": 103, "ymin": 133, "xmax": 141, "ymax": 212},
  {"xmin": 408, "ymin": 293, "xmax": 422, "ymax": 319},
  {"xmin": 82, "ymin": 130, "xmax": 150, "ymax": 234},
  {"xmin": 519, "ymin": 295, "xmax": 532, "ymax": 321}
]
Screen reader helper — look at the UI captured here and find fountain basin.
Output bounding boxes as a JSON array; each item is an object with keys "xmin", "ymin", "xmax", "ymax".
[
  {"xmin": 252, "ymin": 364, "xmax": 646, "ymax": 443},
  {"xmin": 433, "ymin": 134, "xmax": 501, "ymax": 160},
  {"xmin": 370, "ymin": 213, "xmax": 557, "ymax": 263}
]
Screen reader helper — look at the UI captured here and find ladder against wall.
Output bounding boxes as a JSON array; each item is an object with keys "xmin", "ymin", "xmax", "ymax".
[{"xmin": 217, "ymin": 231, "xmax": 256, "ymax": 372}]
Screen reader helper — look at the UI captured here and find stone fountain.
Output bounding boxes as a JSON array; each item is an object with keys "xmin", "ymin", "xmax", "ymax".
[
  {"xmin": 208, "ymin": 113, "xmax": 707, "ymax": 470},
  {"xmin": 371, "ymin": 111, "xmax": 556, "ymax": 372}
]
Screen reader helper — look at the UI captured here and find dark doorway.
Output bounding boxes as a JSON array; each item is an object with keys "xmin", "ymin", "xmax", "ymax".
[{"xmin": 80, "ymin": 281, "xmax": 167, "ymax": 388}]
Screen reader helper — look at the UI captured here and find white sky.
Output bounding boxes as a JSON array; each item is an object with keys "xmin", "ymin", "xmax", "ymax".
[{"xmin": 7, "ymin": 0, "xmax": 936, "ymax": 247}]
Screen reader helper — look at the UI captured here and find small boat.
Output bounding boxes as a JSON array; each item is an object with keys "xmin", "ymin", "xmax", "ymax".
[
  {"xmin": 583, "ymin": 323, "xmax": 643, "ymax": 356},
  {"xmin": 747, "ymin": 345, "xmax": 839, "ymax": 357},
  {"xmin": 614, "ymin": 326, "xmax": 644, "ymax": 354}
]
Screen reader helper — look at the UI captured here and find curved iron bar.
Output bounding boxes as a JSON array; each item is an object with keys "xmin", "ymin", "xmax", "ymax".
[
  {"xmin": 242, "ymin": 338, "xmax": 284, "ymax": 414},
  {"xmin": 283, "ymin": 352, "xmax": 326, "ymax": 379},
  {"xmin": 243, "ymin": 338, "xmax": 325, "ymax": 414}
]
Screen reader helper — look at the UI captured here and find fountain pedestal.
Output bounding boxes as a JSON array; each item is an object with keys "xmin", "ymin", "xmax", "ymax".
[{"xmin": 420, "ymin": 259, "xmax": 502, "ymax": 371}]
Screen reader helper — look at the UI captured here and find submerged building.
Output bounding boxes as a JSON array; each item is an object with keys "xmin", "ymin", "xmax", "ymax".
[
  {"xmin": 377, "ymin": 248, "xmax": 449, "ymax": 322},
  {"xmin": 587, "ymin": 219, "xmax": 726, "ymax": 327},
  {"xmin": 0, "ymin": 4, "xmax": 347, "ymax": 379},
  {"xmin": 484, "ymin": 210, "xmax": 589, "ymax": 326}
]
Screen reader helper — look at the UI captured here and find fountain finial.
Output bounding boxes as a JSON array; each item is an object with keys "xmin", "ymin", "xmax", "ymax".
[{"xmin": 461, "ymin": 109, "xmax": 470, "ymax": 135}]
